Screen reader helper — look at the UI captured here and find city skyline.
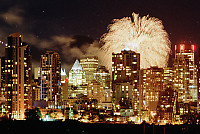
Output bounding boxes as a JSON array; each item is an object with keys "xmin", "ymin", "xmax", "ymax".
[
  {"xmin": 0, "ymin": 0, "xmax": 200, "ymax": 125},
  {"xmin": 0, "ymin": 32, "xmax": 199, "ymax": 124}
]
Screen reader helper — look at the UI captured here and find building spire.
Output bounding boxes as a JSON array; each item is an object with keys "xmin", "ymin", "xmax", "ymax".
[
  {"xmin": 71, "ymin": 59, "xmax": 82, "ymax": 70},
  {"xmin": 122, "ymin": 45, "xmax": 130, "ymax": 51}
]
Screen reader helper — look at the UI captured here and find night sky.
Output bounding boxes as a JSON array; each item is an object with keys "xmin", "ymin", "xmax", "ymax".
[{"xmin": 0, "ymin": 0, "xmax": 200, "ymax": 72}]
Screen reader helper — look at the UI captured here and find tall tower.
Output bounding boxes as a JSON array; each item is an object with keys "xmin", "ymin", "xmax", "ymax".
[
  {"xmin": 40, "ymin": 51, "xmax": 61, "ymax": 108},
  {"xmin": 0, "ymin": 57, "xmax": 5, "ymax": 95},
  {"xmin": 5, "ymin": 33, "xmax": 32, "ymax": 119},
  {"xmin": 80, "ymin": 55, "xmax": 98, "ymax": 84},
  {"xmin": 174, "ymin": 43, "xmax": 197, "ymax": 103},
  {"xmin": 198, "ymin": 47, "xmax": 200, "ymax": 112},
  {"xmin": 140, "ymin": 66, "xmax": 164, "ymax": 120},
  {"xmin": 69, "ymin": 59, "xmax": 86, "ymax": 86},
  {"xmin": 68, "ymin": 59, "xmax": 86, "ymax": 97},
  {"xmin": 112, "ymin": 47, "xmax": 140, "ymax": 114},
  {"xmin": 94, "ymin": 65, "xmax": 111, "ymax": 89}
]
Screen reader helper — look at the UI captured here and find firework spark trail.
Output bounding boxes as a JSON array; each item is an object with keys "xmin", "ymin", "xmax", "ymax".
[{"xmin": 100, "ymin": 13, "xmax": 171, "ymax": 71}]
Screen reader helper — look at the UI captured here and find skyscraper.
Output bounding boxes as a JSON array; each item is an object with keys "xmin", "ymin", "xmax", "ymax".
[
  {"xmin": 0, "ymin": 57, "xmax": 6, "ymax": 114},
  {"xmin": 40, "ymin": 51, "xmax": 61, "ymax": 108},
  {"xmin": 156, "ymin": 87, "xmax": 176, "ymax": 124},
  {"xmin": 198, "ymin": 48, "xmax": 200, "ymax": 112},
  {"xmin": 68, "ymin": 59, "xmax": 86, "ymax": 97},
  {"xmin": 69, "ymin": 59, "xmax": 86, "ymax": 86},
  {"xmin": 87, "ymin": 80, "xmax": 104, "ymax": 103},
  {"xmin": 112, "ymin": 47, "xmax": 140, "ymax": 114},
  {"xmin": 61, "ymin": 68, "xmax": 68, "ymax": 101},
  {"xmin": 139, "ymin": 66, "xmax": 164, "ymax": 121},
  {"xmin": 34, "ymin": 67, "xmax": 40, "ymax": 79},
  {"xmin": 174, "ymin": 43, "xmax": 197, "ymax": 103},
  {"xmin": 94, "ymin": 65, "xmax": 111, "ymax": 89},
  {"xmin": 80, "ymin": 55, "xmax": 98, "ymax": 84},
  {"xmin": 5, "ymin": 33, "xmax": 32, "ymax": 119},
  {"xmin": 163, "ymin": 67, "xmax": 173, "ymax": 90},
  {"xmin": 0, "ymin": 57, "xmax": 5, "ymax": 95},
  {"xmin": 94, "ymin": 65, "xmax": 112, "ymax": 103}
]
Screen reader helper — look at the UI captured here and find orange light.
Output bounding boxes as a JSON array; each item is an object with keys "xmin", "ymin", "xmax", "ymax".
[
  {"xmin": 192, "ymin": 45, "xmax": 195, "ymax": 51},
  {"xmin": 180, "ymin": 44, "xmax": 185, "ymax": 51}
]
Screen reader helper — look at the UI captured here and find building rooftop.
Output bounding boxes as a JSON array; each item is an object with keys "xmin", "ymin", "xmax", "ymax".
[
  {"xmin": 61, "ymin": 68, "xmax": 66, "ymax": 76},
  {"xmin": 122, "ymin": 46, "xmax": 130, "ymax": 51},
  {"xmin": 71, "ymin": 59, "xmax": 83, "ymax": 70}
]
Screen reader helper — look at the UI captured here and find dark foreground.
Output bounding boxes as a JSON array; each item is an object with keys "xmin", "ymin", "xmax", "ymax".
[{"xmin": 0, "ymin": 120, "xmax": 200, "ymax": 134}]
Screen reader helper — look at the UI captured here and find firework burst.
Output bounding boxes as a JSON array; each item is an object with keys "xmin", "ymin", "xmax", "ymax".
[{"xmin": 100, "ymin": 12, "xmax": 171, "ymax": 71}]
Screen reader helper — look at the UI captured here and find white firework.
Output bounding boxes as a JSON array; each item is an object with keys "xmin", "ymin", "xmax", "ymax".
[{"xmin": 100, "ymin": 12, "xmax": 171, "ymax": 71}]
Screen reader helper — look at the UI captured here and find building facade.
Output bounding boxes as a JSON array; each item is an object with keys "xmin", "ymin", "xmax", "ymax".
[
  {"xmin": 94, "ymin": 65, "xmax": 111, "ymax": 89},
  {"xmin": 5, "ymin": 33, "xmax": 32, "ymax": 119},
  {"xmin": 0, "ymin": 57, "xmax": 5, "ymax": 95},
  {"xmin": 163, "ymin": 67, "xmax": 173, "ymax": 90},
  {"xmin": 34, "ymin": 67, "xmax": 40, "ymax": 80},
  {"xmin": 174, "ymin": 43, "xmax": 197, "ymax": 103},
  {"xmin": 87, "ymin": 80, "xmax": 104, "ymax": 103},
  {"xmin": 112, "ymin": 82, "xmax": 133, "ymax": 109},
  {"xmin": 198, "ymin": 48, "xmax": 200, "ymax": 112},
  {"xmin": 156, "ymin": 87, "xmax": 177, "ymax": 124},
  {"xmin": 112, "ymin": 47, "xmax": 140, "ymax": 114},
  {"xmin": 80, "ymin": 55, "xmax": 98, "ymax": 84},
  {"xmin": 32, "ymin": 79, "xmax": 40, "ymax": 101},
  {"xmin": 139, "ymin": 66, "xmax": 164, "ymax": 121},
  {"xmin": 40, "ymin": 51, "xmax": 61, "ymax": 108},
  {"xmin": 61, "ymin": 68, "xmax": 68, "ymax": 101},
  {"xmin": 69, "ymin": 59, "xmax": 86, "ymax": 87},
  {"xmin": 68, "ymin": 59, "xmax": 87, "ymax": 98}
]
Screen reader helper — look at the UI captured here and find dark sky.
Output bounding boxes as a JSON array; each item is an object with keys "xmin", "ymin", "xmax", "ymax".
[{"xmin": 0, "ymin": 0, "xmax": 200, "ymax": 71}]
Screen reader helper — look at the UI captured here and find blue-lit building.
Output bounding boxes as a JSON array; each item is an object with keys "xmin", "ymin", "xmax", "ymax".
[{"xmin": 40, "ymin": 51, "xmax": 61, "ymax": 109}]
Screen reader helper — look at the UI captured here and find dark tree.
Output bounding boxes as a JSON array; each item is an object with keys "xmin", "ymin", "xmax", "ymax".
[{"xmin": 25, "ymin": 107, "xmax": 42, "ymax": 120}]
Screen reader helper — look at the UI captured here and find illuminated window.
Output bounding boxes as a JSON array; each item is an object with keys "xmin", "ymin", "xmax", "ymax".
[
  {"xmin": 180, "ymin": 44, "xmax": 185, "ymax": 51},
  {"xmin": 122, "ymin": 86, "xmax": 124, "ymax": 91}
]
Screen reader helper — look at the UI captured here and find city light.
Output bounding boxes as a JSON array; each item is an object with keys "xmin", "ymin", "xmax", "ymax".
[
  {"xmin": 1, "ymin": 1, "xmax": 200, "ymax": 133},
  {"xmin": 0, "ymin": 14, "xmax": 199, "ymax": 129}
]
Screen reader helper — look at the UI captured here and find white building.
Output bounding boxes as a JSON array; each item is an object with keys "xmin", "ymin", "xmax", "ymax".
[{"xmin": 69, "ymin": 59, "xmax": 86, "ymax": 86}]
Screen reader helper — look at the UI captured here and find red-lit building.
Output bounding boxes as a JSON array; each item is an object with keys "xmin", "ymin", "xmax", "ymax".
[
  {"xmin": 174, "ymin": 43, "xmax": 197, "ymax": 103},
  {"xmin": 198, "ymin": 47, "xmax": 200, "ymax": 113}
]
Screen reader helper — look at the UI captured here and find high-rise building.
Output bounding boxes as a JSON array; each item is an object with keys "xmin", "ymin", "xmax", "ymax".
[
  {"xmin": 156, "ymin": 87, "xmax": 176, "ymax": 124},
  {"xmin": 0, "ymin": 57, "xmax": 5, "ymax": 95},
  {"xmin": 174, "ymin": 43, "xmax": 197, "ymax": 103},
  {"xmin": 94, "ymin": 65, "xmax": 111, "ymax": 89},
  {"xmin": 139, "ymin": 66, "xmax": 164, "ymax": 121},
  {"xmin": 34, "ymin": 67, "xmax": 40, "ymax": 80},
  {"xmin": 112, "ymin": 47, "xmax": 140, "ymax": 114},
  {"xmin": 87, "ymin": 80, "xmax": 104, "ymax": 103},
  {"xmin": 94, "ymin": 65, "xmax": 112, "ymax": 103},
  {"xmin": 40, "ymin": 51, "xmax": 61, "ymax": 108},
  {"xmin": 32, "ymin": 79, "xmax": 40, "ymax": 101},
  {"xmin": 61, "ymin": 68, "xmax": 68, "ymax": 101},
  {"xmin": 163, "ymin": 67, "xmax": 173, "ymax": 90},
  {"xmin": 0, "ymin": 57, "xmax": 6, "ymax": 114},
  {"xmin": 69, "ymin": 59, "xmax": 86, "ymax": 86},
  {"xmin": 113, "ymin": 82, "xmax": 134, "ymax": 109},
  {"xmin": 68, "ymin": 59, "xmax": 87, "ymax": 97},
  {"xmin": 5, "ymin": 33, "xmax": 32, "ymax": 119},
  {"xmin": 80, "ymin": 55, "xmax": 98, "ymax": 84},
  {"xmin": 197, "ymin": 48, "xmax": 200, "ymax": 112}
]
